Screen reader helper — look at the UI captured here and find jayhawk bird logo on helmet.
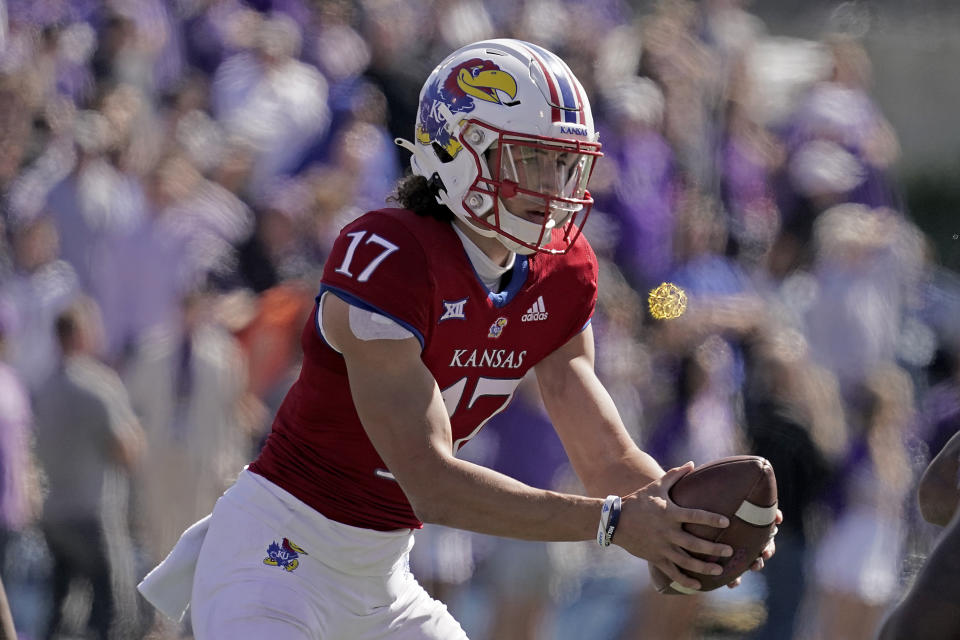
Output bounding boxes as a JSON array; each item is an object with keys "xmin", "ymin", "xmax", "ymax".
[{"xmin": 416, "ymin": 58, "xmax": 519, "ymax": 160}]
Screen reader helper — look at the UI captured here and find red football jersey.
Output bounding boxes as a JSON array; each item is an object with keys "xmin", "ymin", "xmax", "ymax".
[{"xmin": 249, "ymin": 208, "xmax": 598, "ymax": 530}]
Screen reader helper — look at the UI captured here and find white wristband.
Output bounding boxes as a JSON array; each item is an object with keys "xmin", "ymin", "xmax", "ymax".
[{"xmin": 597, "ymin": 495, "xmax": 622, "ymax": 547}]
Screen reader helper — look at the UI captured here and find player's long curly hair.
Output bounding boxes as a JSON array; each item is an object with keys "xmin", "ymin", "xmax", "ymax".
[{"xmin": 388, "ymin": 174, "xmax": 454, "ymax": 222}]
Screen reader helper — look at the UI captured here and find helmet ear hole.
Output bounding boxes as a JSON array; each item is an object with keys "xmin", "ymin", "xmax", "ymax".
[{"xmin": 427, "ymin": 173, "xmax": 446, "ymax": 196}]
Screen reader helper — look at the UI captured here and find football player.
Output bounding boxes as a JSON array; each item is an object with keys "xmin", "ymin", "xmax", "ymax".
[
  {"xmin": 876, "ymin": 429, "xmax": 960, "ymax": 639},
  {"xmin": 140, "ymin": 39, "xmax": 775, "ymax": 638}
]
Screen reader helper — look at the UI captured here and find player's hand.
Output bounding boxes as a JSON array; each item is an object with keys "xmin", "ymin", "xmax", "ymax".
[
  {"xmin": 727, "ymin": 508, "xmax": 782, "ymax": 588},
  {"xmin": 617, "ymin": 462, "xmax": 733, "ymax": 592}
]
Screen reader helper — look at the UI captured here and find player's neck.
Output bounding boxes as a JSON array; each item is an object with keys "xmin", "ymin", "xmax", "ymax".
[
  {"xmin": 452, "ymin": 219, "xmax": 513, "ymax": 267},
  {"xmin": 451, "ymin": 220, "xmax": 516, "ymax": 293}
]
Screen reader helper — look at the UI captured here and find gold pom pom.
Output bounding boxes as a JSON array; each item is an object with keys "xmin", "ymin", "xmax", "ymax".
[{"xmin": 648, "ymin": 282, "xmax": 687, "ymax": 320}]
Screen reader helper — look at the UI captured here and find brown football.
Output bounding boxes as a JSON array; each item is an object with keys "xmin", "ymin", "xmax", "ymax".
[{"xmin": 649, "ymin": 455, "xmax": 778, "ymax": 595}]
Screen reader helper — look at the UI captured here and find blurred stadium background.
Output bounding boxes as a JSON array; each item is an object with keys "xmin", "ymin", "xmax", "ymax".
[{"xmin": 0, "ymin": 1, "xmax": 958, "ymax": 639}]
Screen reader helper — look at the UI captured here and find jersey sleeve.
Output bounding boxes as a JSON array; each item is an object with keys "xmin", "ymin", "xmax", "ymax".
[
  {"xmin": 320, "ymin": 213, "xmax": 434, "ymax": 347},
  {"xmin": 565, "ymin": 236, "xmax": 599, "ymax": 341}
]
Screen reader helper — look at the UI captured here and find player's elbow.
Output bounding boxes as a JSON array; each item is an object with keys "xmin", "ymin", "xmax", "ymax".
[
  {"xmin": 405, "ymin": 486, "xmax": 455, "ymax": 526},
  {"xmin": 408, "ymin": 499, "xmax": 445, "ymax": 526},
  {"xmin": 390, "ymin": 459, "xmax": 460, "ymax": 526},
  {"xmin": 412, "ymin": 476, "xmax": 477, "ymax": 528}
]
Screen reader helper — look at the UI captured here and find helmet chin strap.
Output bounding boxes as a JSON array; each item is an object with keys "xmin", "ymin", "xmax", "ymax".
[
  {"xmin": 496, "ymin": 234, "xmax": 536, "ymax": 256},
  {"xmin": 465, "ymin": 192, "xmax": 564, "ymax": 255},
  {"xmin": 490, "ymin": 198, "xmax": 555, "ymax": 255}
]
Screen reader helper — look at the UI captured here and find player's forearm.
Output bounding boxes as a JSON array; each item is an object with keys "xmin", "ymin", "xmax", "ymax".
[
  {"xmin": 362, "ymin": 387, "xmax": 614, "ymax": 542},
  {"xmin": 403, "ymin": 455, "xmax": 603, "ymax": 542},
  {"xmin": 552, "ymin": 389, "xmax": 662, "ymax": 496},
  {"xmin": 581, "ymin": 447, "xmax": 665, "ymax": 498},
  {"xmin": 537, "ymin": 349, "xmax": 663, "ymax": 496}
]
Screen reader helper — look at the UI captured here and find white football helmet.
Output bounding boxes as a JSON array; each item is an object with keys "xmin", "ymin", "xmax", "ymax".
[{"xmin": 396, "ymin": 39, "xmax": 602, "ymax": 255}]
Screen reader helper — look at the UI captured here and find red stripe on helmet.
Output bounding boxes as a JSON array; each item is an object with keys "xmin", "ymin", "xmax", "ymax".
[
  {"xmin": 517, "ymin": 42, "xmax": 562, "ymax": 123},
  {"xmin": 569, "ymin": 71, "xmax": 584, "ymax": 125}
]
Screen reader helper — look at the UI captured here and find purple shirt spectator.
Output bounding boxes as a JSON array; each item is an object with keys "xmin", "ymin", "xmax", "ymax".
[
  {"xmin": 783, "ymin": 83, "xmax": 900, "ymax": 211},
  {"xmin": 6, "ymin": 0, "xmax": 99, "ymax": 26},
  {"xmin": 45, "ymin": 163, "xmax": 146, "ymax": 286},
  {"xmin": 211, "ymin": 44, "xmax": 330, "ymax": 198},
  {"xmin": 112, "ymin": 0, "xmax": 186, "ymax": 96},
  {"xmin": 182, "ymin": 0, "xmax": 249, "ymax": 75},
  {"xmin": 0, "ymin": 358, "xmax": 32, "ymax": 531},
  {"xmin": 93, "ymin": 216, "xmax": 191, "ymax": 362},
  {"xmin": 155, "ymin": 175, "xmax": 254, "ymax": 289},
  {"xmin": 0, "ymin": 218, "xmax": 80, "ymax": 391},
  {"xmin": 803, "ymin": 206, "xmax": 911, "ymax": 392},
  {"xmin": 603, "ymin": 128, "xmax": 679, "ymax": 289}
]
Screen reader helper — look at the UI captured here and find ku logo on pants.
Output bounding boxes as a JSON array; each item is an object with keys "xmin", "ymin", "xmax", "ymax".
[{"xmin": 263, "ymin": 538, "xmax": 308, "ymax": 572}]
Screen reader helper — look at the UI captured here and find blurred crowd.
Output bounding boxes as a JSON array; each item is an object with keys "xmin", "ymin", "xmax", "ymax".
[{"xmin": 0, "ymin": 0, "xmax": 959, "ymax": 639}]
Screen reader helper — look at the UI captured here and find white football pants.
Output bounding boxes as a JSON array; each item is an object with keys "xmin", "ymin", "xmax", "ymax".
[{"xmin": 190, "ymin": 470, "xmax": 469, "ymax": 640}]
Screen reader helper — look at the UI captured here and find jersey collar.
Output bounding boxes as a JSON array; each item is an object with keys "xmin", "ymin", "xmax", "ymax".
[{"xmin": 450, "ymin": 223, "xmax": 530, "ymax": 308}]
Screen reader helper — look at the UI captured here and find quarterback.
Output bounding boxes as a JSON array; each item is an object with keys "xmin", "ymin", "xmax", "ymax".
[{"xmin": 139, "ymin": 39, "xmax": 775, "ymax": 638}]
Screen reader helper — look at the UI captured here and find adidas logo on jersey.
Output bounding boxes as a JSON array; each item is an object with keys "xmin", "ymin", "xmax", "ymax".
[{"xmin": 521, "ymin": 296, "xmax": 549, "ymax": 322}]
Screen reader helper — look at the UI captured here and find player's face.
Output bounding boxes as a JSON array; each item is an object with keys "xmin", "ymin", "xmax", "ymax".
[{"xmin": 486, "ymin": 142, "xmax": 593, "ymax": 225}]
